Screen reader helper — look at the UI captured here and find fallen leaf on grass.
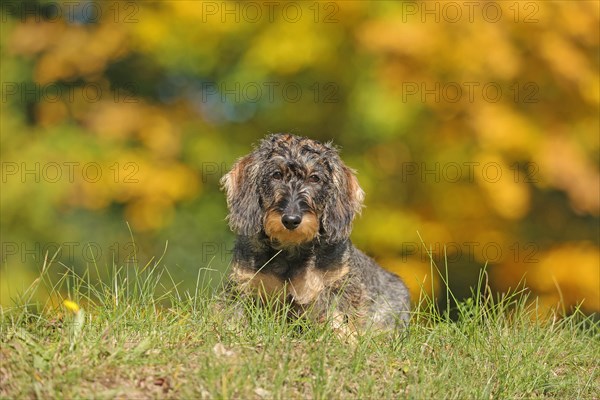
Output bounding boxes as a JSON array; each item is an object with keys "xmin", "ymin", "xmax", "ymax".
[
  {"xmin": 213, "ymin": 343, "xmax": 235, "ymax": 357},
  {"xmin": 254, "ymin": 387, "xmax": 271, "ymax": 398}
]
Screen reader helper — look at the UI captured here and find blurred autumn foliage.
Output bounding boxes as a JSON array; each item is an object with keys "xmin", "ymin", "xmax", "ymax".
[{"xmin": 1, "ymin": 1, "xmax": 598, "ymax": 313}]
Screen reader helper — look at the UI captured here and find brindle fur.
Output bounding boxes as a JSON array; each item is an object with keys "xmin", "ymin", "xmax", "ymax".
[{"xmin": 221, "ymin": 134, "xmax": 410, "ymax": 331}]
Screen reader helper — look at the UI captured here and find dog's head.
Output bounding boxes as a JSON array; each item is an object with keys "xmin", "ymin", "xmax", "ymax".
[{"xmin": 221, "ymin": 134, "xmax": 365, "ymax": 246}]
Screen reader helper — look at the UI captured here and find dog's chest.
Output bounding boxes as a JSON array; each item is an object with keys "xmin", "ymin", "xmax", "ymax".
[{"xmin": 232, "ymin": 256, "xmax": 349, "ymax": 306}]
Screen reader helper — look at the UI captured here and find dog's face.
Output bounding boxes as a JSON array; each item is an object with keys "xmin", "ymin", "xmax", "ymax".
[{"xmin": 221, "ymin": 134, "xmax": 365, "ymax": 246}]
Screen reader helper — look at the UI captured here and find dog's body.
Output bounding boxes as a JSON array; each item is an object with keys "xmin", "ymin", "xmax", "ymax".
[{"xmin": 221, "ymin": 134, "xmax": 410, "ymax": 331}]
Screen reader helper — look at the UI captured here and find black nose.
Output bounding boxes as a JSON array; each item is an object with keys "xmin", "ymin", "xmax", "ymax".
[{"xmin": 281, "ymin": 214, "xmax": 302, "ymax": 230}]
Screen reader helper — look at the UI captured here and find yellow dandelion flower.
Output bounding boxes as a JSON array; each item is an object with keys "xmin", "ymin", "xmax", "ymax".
[{"xmin": 63, "ymin": 299, "xmax": 80, "ymax": 313}]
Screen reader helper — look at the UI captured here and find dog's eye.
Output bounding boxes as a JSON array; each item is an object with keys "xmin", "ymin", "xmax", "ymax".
[
  {"xmin": 272, "ymin": 171, "xmax": 283, "ymax": 180},
  {"xmin": 308, "ymin": 174, "xmax": 320, "ymax": 183}
]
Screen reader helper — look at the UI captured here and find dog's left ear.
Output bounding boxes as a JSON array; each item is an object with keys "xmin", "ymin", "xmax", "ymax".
[
  {"xmin": 220, "ymin": 154, "xmax": 263, "ymax": 236},
  {"xmin": 322, "ymin": 160, "xmax": 365, "ymax": 243}
]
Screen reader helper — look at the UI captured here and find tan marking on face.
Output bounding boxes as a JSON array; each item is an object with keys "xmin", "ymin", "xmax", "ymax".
[{"xmin": 264, "ymin": 211, "xmax": 319, "ymax": 246}]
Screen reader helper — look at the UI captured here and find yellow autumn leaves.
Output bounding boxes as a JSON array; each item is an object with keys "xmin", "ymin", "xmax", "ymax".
[{"xmin": 1, "ymin": 1, "xmax": 598, "ymax": 313}]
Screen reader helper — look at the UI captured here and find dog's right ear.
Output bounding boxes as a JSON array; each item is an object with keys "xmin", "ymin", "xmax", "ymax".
[{"xmin": 220, "ymin": 154, "xmax": 263, "ymax": 236}]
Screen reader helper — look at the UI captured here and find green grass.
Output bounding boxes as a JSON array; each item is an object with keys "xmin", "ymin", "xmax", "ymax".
[{"xmin": 1, "ymin": 251, "xmax": 598, "ymax": 399}]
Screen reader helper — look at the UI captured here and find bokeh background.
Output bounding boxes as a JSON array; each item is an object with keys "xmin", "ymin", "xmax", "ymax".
[{"xmin": 1, "ymin": 1, "xmax": 598, "ymax": 314}]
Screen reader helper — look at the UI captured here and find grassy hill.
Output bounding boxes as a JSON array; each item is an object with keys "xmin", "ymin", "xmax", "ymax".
[{"xmin": 1, "ymin": 256, "xmax": 598, "ymax": 399}]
